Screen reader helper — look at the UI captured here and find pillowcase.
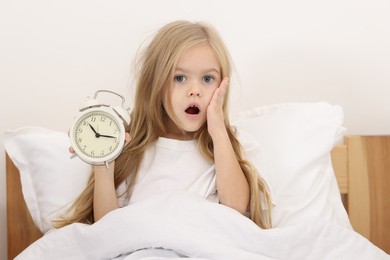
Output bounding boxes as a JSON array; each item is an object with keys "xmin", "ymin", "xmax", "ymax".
[
  {"xmin": 232, "ymin": 102, "xmax": 352, "ymax": 228},
  {"xmin": 3, "ymin": 127, "xmax": 92, "ymax": 233}
]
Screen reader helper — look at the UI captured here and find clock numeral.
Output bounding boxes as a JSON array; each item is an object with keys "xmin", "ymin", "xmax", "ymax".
[
  {"xmin": 100, "ymin": 150, "xmax": 105, "ymax": 156},
  {"xmin": 91, "ymin": 117, "xmax": 96, "ymax": 122},
  {"xmin": 109, "ymin": 120, "xmax": 113, "ymax": 126},
  {"xmin": 100, "ymin": 116, "xmax": 106, "ymax": 122},
  {"xmin": 77, "ymin": 128, "xmax": 83, "ymax": 133},
  {"xmin": 82, "ymin": 145, "xmax": 87, "ymax": 151},
  {"xmin": 91, "ymin": 150, "xmax": 95, "ymax": 156},
  {"xmin": 82, "ymin": 121, "xmax": 88, "ymax": 126},
  {"xmin": 78, "ymin": 137, "xmax": 83, "ymax": 143}
]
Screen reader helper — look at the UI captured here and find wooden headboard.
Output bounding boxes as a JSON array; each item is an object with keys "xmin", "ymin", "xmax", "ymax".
[
  {"xmin": 5, "ymin": 135, "xmax": 390, "ymax": 259},
  {"xmin": 331, "ymin": 136, "xmax": 390, "ymax": 253}
]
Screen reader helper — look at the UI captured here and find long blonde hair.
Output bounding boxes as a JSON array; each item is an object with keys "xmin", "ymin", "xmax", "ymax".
[{"xmin": 54, "ymin": 20, "xmax": 272, "ymax": 229}]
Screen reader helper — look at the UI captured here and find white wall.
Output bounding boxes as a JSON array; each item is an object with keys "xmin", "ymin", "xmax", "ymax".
[{"xmin": 1, "ymin": 0, "xmax": 389, "ymax": 258}]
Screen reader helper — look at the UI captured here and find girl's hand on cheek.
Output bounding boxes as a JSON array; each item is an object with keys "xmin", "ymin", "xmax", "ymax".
[{"xmin": 207, "ymin": 77, "xmax": 229, "ymax": 138}]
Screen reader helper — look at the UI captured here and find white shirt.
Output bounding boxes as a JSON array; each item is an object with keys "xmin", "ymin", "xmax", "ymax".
[{"xmin": 117, "ymin": 137, "xmax": 217, "ymax": 206}]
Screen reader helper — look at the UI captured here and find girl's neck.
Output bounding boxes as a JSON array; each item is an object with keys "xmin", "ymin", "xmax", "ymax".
[
  {"xmin": 163, "ymin": 118, "xmax": 195, "ymax": 140},
  {"xmin": 161, "ymin": 132, "xmax": 194, "ymax": 141}
]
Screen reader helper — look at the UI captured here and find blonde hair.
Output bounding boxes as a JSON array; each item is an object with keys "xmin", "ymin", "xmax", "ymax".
[{"xmin": 54, "ymin": 20, "xmax": 272, "ymax": 229}]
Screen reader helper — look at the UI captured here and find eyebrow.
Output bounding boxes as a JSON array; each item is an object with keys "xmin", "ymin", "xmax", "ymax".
[{"xmin": 175, "ymin": 67, "xmax": 220, "ymax": 74}]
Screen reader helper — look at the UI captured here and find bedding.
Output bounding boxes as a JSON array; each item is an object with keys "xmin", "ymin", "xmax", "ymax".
[
  {"xmin": 16, "ymin": 191, "xmax": 389, "ymax": 260},
  {"xmin": 7, "ymin": 101, "xmax": 380, "ymax": 258},
  {"xmin": 3, "ymin": 102, "xmax": 350, "ymax": 234}
]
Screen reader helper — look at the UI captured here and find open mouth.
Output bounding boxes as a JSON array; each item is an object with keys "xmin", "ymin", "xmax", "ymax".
[{"xmin": 185, "ymin": 105, "xmax": 200, "ymax": 115}]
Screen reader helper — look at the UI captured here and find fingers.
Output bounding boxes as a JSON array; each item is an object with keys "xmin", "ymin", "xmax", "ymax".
[
  {"xmin": 125, "ymin": 132, "xmax": 132, "ymax": 146},
  {"xmin": 218, "ymin": 77, "xmax": 229, "ymax": 100},
  {"xmin": 69, "ymin": 146, "xmax": 78, "ymax": 159},
  {"xmin": 211, "ymin": 77, "xmax": 229, "ymax": 105},
  {"xmin": 219, "ymin": 77, "xmax": 229, "ymax": 91}
]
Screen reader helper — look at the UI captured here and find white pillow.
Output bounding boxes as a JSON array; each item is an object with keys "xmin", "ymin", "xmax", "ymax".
[
  {"xmin": 232, "ymin": 102, "xmax": 352, "ymax": 228},
  {"xmin": 3, "ymin": 127, "xmax": 92, "ymax": 233}
]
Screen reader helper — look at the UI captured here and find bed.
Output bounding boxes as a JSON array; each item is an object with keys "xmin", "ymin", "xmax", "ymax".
[{"xmin": 4, "ymin": 102, "xmax": 390, "ymax": 259}]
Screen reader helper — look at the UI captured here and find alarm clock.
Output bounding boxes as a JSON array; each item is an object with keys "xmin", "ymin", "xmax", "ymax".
[{"xmin": 69, "ymin": 90, "xmax": 130, "ymax": 166}]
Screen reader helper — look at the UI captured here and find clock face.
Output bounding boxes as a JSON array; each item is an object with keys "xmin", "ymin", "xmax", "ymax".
[{"xmin": 71, "ymin": 109, "xmax": 124, "ymax": 163}]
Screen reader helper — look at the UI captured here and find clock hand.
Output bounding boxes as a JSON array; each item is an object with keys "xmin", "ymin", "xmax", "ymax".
[
  {"xmin": 100, "ymin": 134, "xmax": 116, "ymax": 138},
  {"xmin": 89, "ymin": 124, "xmax": 98, "ymax": 134},
  {"xmin": 89, "ymin": 124, "xmax": 101, "ymax": 138}
]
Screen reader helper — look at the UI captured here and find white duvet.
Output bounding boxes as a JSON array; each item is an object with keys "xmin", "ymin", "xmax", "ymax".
[{"xmin": 16, "ymin": 191, "xmax": 389, "ymax": 260}]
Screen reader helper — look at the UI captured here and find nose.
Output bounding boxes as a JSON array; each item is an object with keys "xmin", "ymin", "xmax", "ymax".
[{"xmin": 187, "ymin": 82, "xmax": 201, "ymax": 97}]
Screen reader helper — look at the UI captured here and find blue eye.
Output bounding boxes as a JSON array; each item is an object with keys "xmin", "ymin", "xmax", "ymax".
[
  {"xmin": 202, "ymin": 75, "xmax": 215, "ymax": 84},
  {"xmin": 174, "ymin": 75, "xmax": 186, "ymax": 83}
]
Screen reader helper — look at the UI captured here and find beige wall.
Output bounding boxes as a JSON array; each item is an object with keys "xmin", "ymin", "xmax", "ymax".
[{"xmin": 1, "ymin": 0, "xmax": 389, "ymax": 258}]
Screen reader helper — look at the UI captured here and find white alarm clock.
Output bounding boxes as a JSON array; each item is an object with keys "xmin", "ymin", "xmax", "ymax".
[{"xmin": 69, "ymin": 90, "xmax": 130, "ymax": 166}]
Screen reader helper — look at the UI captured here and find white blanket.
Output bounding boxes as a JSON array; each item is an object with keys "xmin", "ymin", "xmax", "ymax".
[{"xmin": 16, "ymin": 192, "xmax": 389, "ymax": 260}]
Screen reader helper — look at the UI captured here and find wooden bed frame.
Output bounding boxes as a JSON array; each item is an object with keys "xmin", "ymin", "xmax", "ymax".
[{"xmin": 5, "ymin": 135, "xmax": 390, "ymax": 259}]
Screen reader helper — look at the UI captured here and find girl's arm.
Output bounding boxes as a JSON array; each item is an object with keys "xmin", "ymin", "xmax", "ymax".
[
  {"xmin": 212, "ymin": 132, "xmax": 250, "ymax": 214},
  {"xmin": 92, "ymin": 163, "xmax": 119, "ymax": 222},
  {"xmin": 66, "ymin": 153, "xmax": 119, "ymax": 222},
  {"xmin": 207, "ymin": 78, "xmax": 250, "ymax": 214},
  {"xmin": 93, "ymin": 133, "xmax": 131, "ymax": 221}
]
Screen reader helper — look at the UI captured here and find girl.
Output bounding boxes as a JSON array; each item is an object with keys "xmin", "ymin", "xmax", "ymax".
[{"xmin": 56, "ymin": 20, "xmax": 272, "ymax": 229}]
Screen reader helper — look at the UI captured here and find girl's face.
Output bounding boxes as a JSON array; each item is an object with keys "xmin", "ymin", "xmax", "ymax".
[{"xmin": 163, "ymin": 43, "xmax": 221, "ymax": 140}]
